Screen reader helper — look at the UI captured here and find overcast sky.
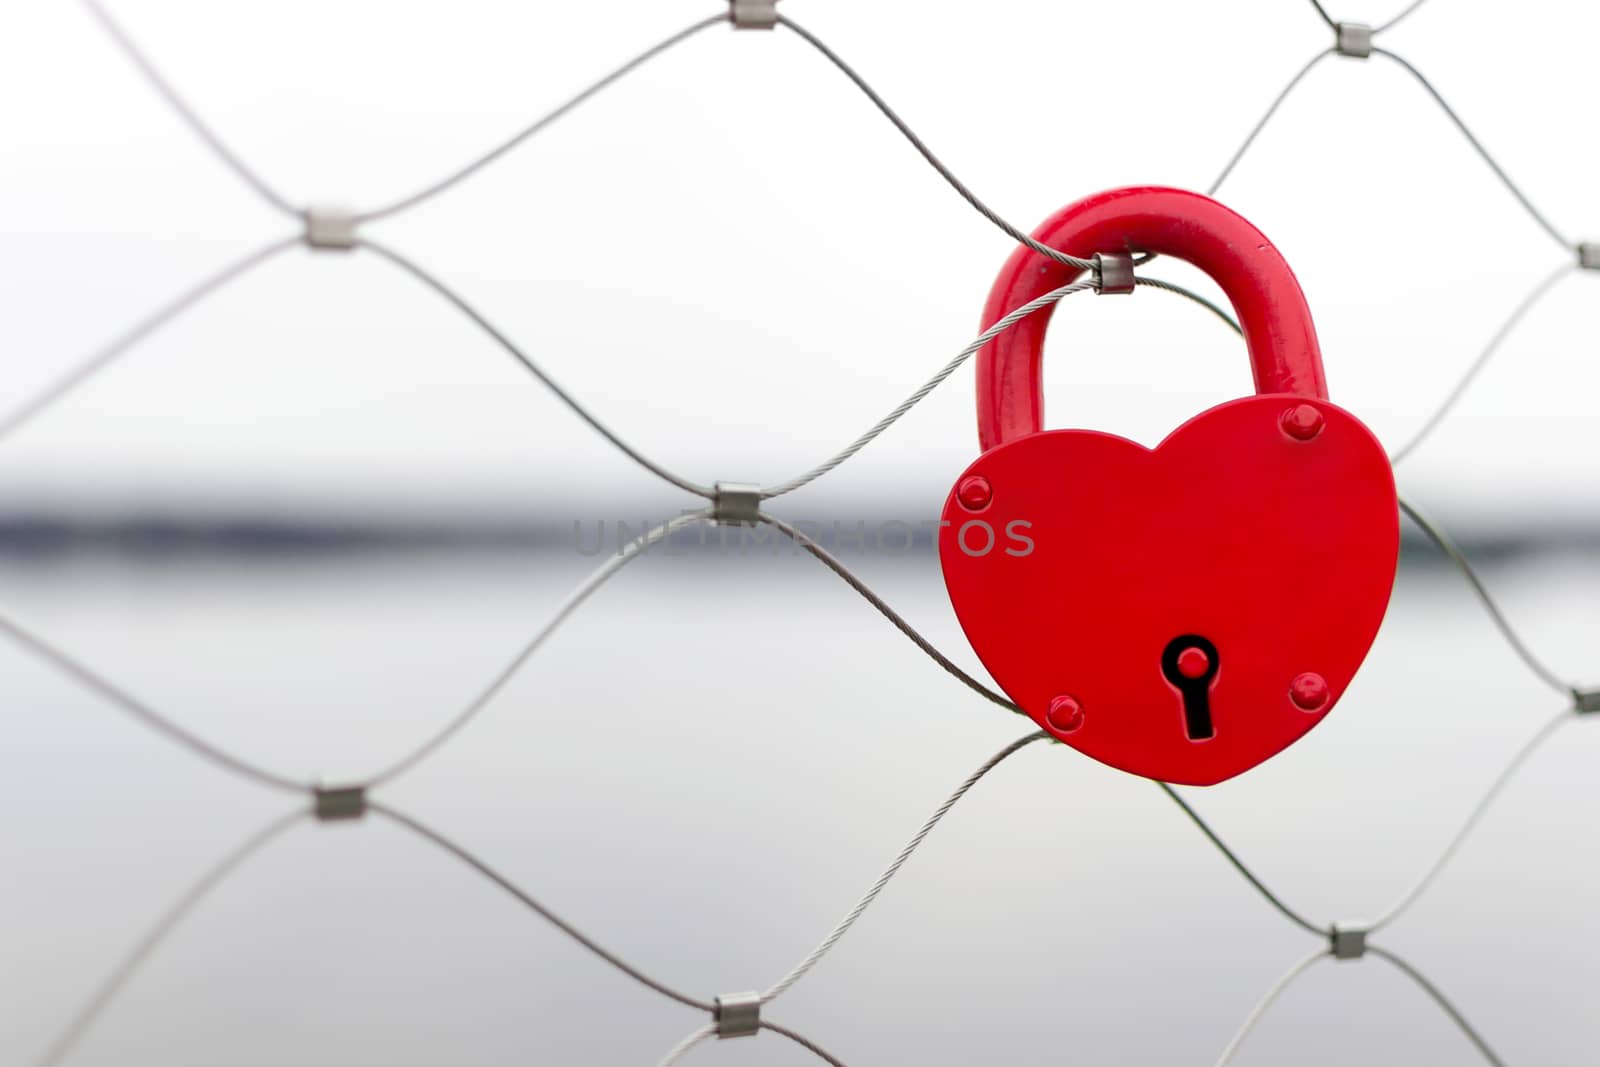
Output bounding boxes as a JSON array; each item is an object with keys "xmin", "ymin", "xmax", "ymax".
[{"xmin": 0, "ymin": 0, "xmax": 1595, "ymax": 528}]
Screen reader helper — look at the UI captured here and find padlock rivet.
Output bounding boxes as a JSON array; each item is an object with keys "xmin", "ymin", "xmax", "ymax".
[
  {"xmin": 1175, "ymin": 646, "xmax": 1211, "ymax": 680},
  {"xmin": 1289, "ymin": 672, "xmax": 1330, "ymax": 711},
  {"xmin": 956, "ymin": 475, "xmax": 993, "ymax": 512},
  {"xmin": 1046, "ymin": 695, "xmax": 1085, "ymax": 732},
  {"xmin": 1280, "ymin": 403, "xmax": 1325, "ymax": 442}
]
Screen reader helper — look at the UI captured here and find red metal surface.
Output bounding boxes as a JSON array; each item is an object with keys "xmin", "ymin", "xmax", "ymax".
[
  {"xmin": 1176, "ymin": 647, "xmax": 1212, "ymax": 680},
  {"xmin": 976, "ymin": 186, "xmax": 1328, "ymax": 452},
  {"xmin": 941, "ymin": 187, "xmax": 1397, "ymax": 786}
]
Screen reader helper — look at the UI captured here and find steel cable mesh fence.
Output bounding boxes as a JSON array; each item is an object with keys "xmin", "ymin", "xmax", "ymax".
[{"xmin": 7, "ymin": 0, "xmax": 1598, "ymax": 1063}]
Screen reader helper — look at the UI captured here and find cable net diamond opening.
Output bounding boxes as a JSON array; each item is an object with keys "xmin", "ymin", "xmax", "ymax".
[{"xmin": 6, "ymin": 2, "xmax": 1597, "ymax": 1065}]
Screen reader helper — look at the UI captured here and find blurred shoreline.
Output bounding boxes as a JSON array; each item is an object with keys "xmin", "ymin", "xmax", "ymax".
[{"xmin": 0, "ymin": 504, "xmax": 1593, "ymax": 564}]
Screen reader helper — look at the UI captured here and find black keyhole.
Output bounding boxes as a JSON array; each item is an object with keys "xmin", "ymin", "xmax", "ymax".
[{"xmin": 1161, "ymin": 635, "xmax": 1220, "ymax": 741}]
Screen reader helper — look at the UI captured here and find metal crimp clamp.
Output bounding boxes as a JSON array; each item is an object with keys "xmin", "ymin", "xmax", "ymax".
[
  {"xmin": 713, "ymin": 482, "xmax": 762, "ymax": 526},
  {"xmin": 730, "ymin": 0, "xmax": 778, "ymax": 30},
  {"xmin": 303, "ymin": 205, "xmax": 359, "ymax": 251},
  {"xmin": 1574, "ymin": 688, "xmax": 1600, "ymax": 713},
  {"xmin": 714, "ymin": 992, "xmax": 762, "ymax": 1038},
  {"xmin": 1578, "ymin": 243, "xmax": 1600, "ymax": 271},
  {"xmin": 1336, "ymin": 22, "xmax": 1374, "ymax": 59},
  {"xmin": 314, "ymin": 784, "xmax": 367, "ymax": 821},
  {"xmin": 1092, "ymin": 252, "xmax": 1135, "ymax": 295},
  {"xmin": 1330, "ymin": 925, "xmax": 1368, "ymax": 960}
]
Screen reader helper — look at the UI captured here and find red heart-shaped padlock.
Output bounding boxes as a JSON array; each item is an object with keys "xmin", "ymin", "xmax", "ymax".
[{"xmin": 939, "ymin": 187, "xmax": 1397, "ymax": 786}]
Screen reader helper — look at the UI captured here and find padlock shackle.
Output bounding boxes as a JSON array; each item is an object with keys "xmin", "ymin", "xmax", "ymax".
[{"xmin": 977, "ymin": 186, "xmax": 1327, "ymax": 452}]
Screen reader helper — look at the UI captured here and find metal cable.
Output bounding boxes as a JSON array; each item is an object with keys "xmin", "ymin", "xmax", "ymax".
[
  {"xmin": 0, "ymin": 608, "xmax": 308, "ymax": 795},
  {"xmin": 1398, "ymin": 495, "xmax": 1573, "ymax": 696},
  {"xmin": 365, "ymin": 512, "xmax": 710, "ymax": 788},
  {"xmin": 1374, "ymin": 0, "xmax": 1432, "ymax": 35},
  {"xmin": 1208, "ymin": 49, "xmax": 1334, "ymax": 197},
  {"xmin": 763, "ymin": 731, "xmax": 1049, "ymax": 1000},
  {"xmin": 1306, "ymin": 0, "xmax": 1340, "ymax": 30},
  {"xmin": 762, "ymin": 280, "xmax": 1096, "ymax": 499},
  {"xmin": 1373, "ymin": 47, "xmax": 1572, "ymax": 251},
  {"xmin": 356, "ymin": 12, "xmax": 728, "ymax": 223},
  {"xmin": 653, "ymin": 1019, "xmax": 847, "ymax": 1065},
  {"xmin": 370, "ymin": 802, "xmax": 714, "ymax": 1012},
  {"xmin": 1155, "ymin": 782, "xmax": 1327, "ymax": 937},
  {"xmin": 33, "ymin": 807, "xmax": 307, "ymax": 1067},
  {"xmin": 652, "ymin": 1024, "xmax": 715, "ymax": 1067},
  {"xmin": 0, "ymin": 235, "xmax": 300, "ymax": 447},
  {"xmin": 1134, "ymin": 276, "xmax": 1243, "ymax": 334},
  {"xmin": 79, "ymin": 0, "xmax": 298, "ymax": 218},
  {"xmin": 1138, "ymin": 46, "xmax": 1330, "ymax": 273},
  {"xmin": 1368, "ymin": 707, "xmax": 1575, "ymax": 933},
  {"xmin": 757, "ymin": 512, "xmax": 1021, "ymax": 715},
  {"xmin": 359, "ymin": 238, "xmax": 715, "ymax": 499},
  {"xmin": 1212, "ymin": 948, "xmax": 1331, "ymax": 1067},
  {"xmin": 761, "ymin": 1020, "xmax": 850, "ymax": 1067},
  {"xmin": 1367, "ymin": 945, "xmax": 1508, "ymax": 1067},
  {"xmin": 775, "ymin": 16, "xmax": 1097, "ymax": 273},
  {"xmin": 1390, "ymin": 263, "xmax": 1574, "ymax": 465}
]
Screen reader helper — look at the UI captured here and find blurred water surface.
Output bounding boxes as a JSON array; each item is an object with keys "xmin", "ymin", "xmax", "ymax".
[{"xmin": 1, "ymin": 540, "xmax": 1595, "ymax": 1066}]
